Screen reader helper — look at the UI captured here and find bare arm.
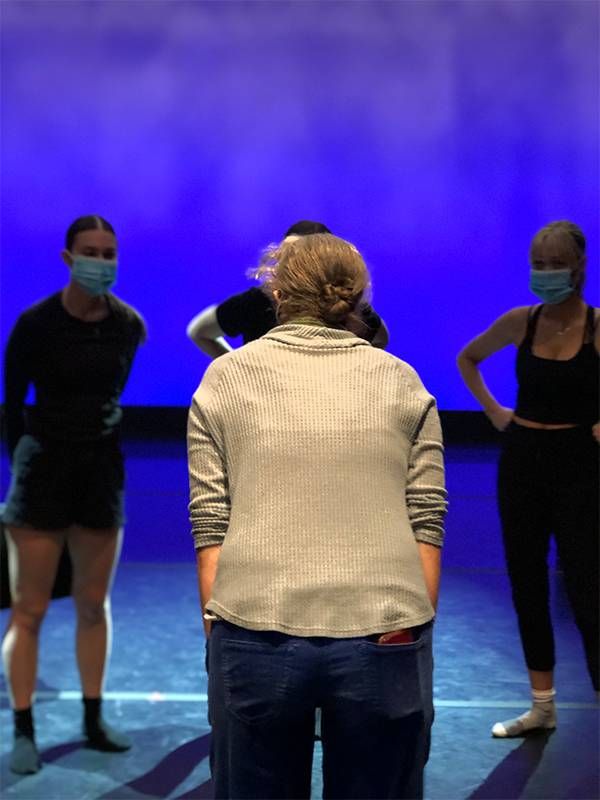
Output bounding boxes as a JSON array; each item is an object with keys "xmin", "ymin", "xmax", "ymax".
[
  {"xmin": 456, "ymin": 307, "xmax": 529, "ymax": 430},
  {"xmin": 196, "ymin": 544, "xmax": 222, "ymax": 637},
  {"xmin": 417, "ymin": 542, "xmax": 441, "ymax": 611},
  {"xmin": 186, "ymin": 305, "xmax": 233, "ymax": 359}
]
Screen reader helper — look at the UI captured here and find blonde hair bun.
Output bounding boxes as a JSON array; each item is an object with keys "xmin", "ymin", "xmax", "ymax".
[{"xmin": 253, "ymin": 234, "xmax": 371, "ymax": 326}]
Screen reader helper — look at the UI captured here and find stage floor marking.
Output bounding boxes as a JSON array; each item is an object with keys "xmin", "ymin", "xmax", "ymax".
[{"xmin": 0, "ymin": 691, "xmax": 597, "ymax": 709}]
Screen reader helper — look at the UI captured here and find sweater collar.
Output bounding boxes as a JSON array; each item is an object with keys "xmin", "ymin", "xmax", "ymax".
[{"xmin": 263, "ymin": 323, "xmax": 370, "ymax": 349}]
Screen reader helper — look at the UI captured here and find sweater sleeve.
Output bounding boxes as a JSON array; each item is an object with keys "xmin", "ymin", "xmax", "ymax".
[
  {"xmin": 187, "ymin": 368, "xmax": 231, "ymax": 550},
  {"xmin": 4, "ymin": 314, "xmax": 35, "ymax": 459},
  {"xmin": 406, "ymin": 397, "xmax": 448, "ymax": 548}
]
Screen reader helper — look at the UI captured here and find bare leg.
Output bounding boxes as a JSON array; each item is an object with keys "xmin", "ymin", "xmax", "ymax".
[
  {"xmin": 2, "ymin": 527, "xmax": 65, "ymax": 709},
  {"xmin": 68, "ymin": 525, "xmax": 130, "ymax": 751},
  {"xmin": 529, "ymin": 669, "xmax": 554, "ymax": 691},
  {"xmin": 2, "ymin": 527, "xmax": 65, "ymax": 772},
  {"xmin": 68, "ymin": 525, "xmax": 122, "ymax": 697}
]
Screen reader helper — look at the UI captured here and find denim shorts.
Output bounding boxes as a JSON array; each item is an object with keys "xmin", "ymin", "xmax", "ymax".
[{"xmin": 3, "ymin": 434, "xmax": 125, "ymax": 531}]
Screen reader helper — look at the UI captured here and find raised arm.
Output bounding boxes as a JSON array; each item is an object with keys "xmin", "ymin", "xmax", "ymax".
[
  {"xmin": 456, "ymin": 307, "xmax": 529, "ymax": 431},
  {"xmin": 186, "ymin": 304, "xmax": 233, "ymax": 359}
]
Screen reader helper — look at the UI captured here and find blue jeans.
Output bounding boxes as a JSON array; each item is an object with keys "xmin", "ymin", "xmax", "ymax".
[{"xmin": 207, "ymin": 619, "xmax": 434, "ymax": 799}]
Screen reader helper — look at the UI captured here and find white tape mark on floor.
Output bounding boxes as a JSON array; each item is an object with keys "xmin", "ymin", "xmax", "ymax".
[{"xmin": 0, "ymin": 692, "xmax": 597, "ymax": 709}]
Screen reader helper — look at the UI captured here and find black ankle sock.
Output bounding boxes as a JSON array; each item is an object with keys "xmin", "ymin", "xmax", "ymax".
[
  {"xmin": 82, "ymin": 696, "xmax": 102, "ymax": 727},
  {"xmin": 14, "ymin": 708, "xmax": 34, "ymax": 739},
  {"xmin": 82, "ymin": 697, "xmax": 131, "ymax": 752}
]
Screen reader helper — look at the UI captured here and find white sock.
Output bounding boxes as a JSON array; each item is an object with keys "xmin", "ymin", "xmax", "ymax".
[{"xmin": 492, "ymin": 688, "xmax": 557, "ymax": 738}]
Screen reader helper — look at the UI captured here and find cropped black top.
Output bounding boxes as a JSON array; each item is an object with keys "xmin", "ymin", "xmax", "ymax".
[{"xmin": 515, "ymin": 305, "xmax": 599, "ymax": 425}]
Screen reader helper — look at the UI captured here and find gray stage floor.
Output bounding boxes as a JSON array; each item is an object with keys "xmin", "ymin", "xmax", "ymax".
[
  {"xmin": 0, "ymin": 442, "xmax": 598, "ymax": 799},
  {"xmin": 0, "ymin": 563, "xmax": 597, "ymax": 800}
]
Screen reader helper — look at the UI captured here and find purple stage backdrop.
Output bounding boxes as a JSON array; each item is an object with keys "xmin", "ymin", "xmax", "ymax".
[{"xmin": 1, "ymin": 0, "xmax": 598, "ymax": 410}]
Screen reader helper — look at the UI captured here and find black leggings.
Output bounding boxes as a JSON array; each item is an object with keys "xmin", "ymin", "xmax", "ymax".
[{"xmin": 497, "ymin": 424, "xmax": 599, "ymax": 690}]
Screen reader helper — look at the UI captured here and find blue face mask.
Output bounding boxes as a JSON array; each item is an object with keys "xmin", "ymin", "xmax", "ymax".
[
  {"xmin": 529, "ymin": 268, "xmax": 574, "ymax": 305},
  {"xmin": 71, "ymin": 255, "xmax": 118, "ymax": 296}
]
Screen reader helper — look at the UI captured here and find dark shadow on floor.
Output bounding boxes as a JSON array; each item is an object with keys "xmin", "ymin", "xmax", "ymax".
[
  {"xmin": 563, "ymin": 771, "xmax": 600, "ymax": 800},
  {"xmin": 41, "ymin": 739, "xmax": 86, "ymax": 765},
  {"xmin": 175, "ymin": 778, "xmax": 214, "ymax": 799},
  {"xmin": 100, "ymin": 732, "xmax": 211, "ymax": 799},
  {"xmin": 468, "ymin": 730, "xmax": 552, "ymax": 799}
]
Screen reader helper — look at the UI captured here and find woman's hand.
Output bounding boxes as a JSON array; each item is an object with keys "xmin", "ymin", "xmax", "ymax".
[
  {"xmin": 592, "ymin": 422, "xmax": 600, "ymax": 444},
  {"xmin": 485, "ymin": 405, "xmax": 514, "ymax": 432}
]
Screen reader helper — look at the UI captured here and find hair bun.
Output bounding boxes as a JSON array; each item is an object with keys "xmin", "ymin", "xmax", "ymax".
[
  {"xmin": 252, "ymin": 233, "xmax": 370, "ymax": 326},
  {"xmin": 323, "ymin": 283, "xmax": 353, "ymax": 302},
  {"xmin": 320, "ymin": 283, "xmax": 357, "ymax": 322}
]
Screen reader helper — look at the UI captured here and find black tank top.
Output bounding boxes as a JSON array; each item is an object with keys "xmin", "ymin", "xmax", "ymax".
[{"xmin": 515, "ymin": 305, "xmax": 599, "ymax": 425}]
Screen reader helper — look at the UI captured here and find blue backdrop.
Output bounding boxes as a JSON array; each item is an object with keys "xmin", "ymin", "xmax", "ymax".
[{"xmin": 2, "ymin": 0, "xmax": 598, "ymax": 410}]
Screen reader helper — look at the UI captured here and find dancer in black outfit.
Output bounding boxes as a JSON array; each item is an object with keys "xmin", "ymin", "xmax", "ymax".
[
  {"xmin": 457, "ymin": 220, "xmax": 599, "ymax": 737},
  {"xmin": 2, "ymin": 215, "xmax": 145, "ymax": 773},
  {"xmin": 186, "ymin": 220, "xmax": 389, "ymax": 357}
]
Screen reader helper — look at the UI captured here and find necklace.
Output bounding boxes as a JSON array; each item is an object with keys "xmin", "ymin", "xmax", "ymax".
[
  {"xmin": 542, "ymin": 299, "xmax": 585, "ymax": 337},
  {"xmin": 544, "ymin": 311, "xmax": 579, "ymax": 337}
]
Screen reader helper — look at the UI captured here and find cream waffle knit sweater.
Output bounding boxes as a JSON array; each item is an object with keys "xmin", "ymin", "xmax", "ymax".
[{"xmin": 188, "ymin": 324, "xmax": 447, "ymax": 637}]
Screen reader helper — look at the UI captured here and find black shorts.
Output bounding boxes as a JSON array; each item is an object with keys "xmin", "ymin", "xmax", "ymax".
[{"xmin": 3, "ymin": 434, "xmax": 125, "ymax": 531}]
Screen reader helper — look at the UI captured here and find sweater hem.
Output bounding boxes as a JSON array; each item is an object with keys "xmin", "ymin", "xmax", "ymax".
[{"xmin": 206, "ymin": 601, "xmax": 435, "ymax": 637}]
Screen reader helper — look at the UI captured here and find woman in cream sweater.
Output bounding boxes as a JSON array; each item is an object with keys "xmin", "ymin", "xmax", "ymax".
[{"xmin": 187, "ymin": 233, "xmax": 447, "ymax": 800}]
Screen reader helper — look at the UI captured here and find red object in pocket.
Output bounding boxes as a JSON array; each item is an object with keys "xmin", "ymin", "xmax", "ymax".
[{"xmin": 377, "ymin": 629, "xmax": 415, "ymax": 645}]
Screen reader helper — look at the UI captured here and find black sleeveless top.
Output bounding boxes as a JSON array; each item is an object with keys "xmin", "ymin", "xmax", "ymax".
[{"xmin": 515, "ymin": 305, "xmax": 599, "ymax": 425}]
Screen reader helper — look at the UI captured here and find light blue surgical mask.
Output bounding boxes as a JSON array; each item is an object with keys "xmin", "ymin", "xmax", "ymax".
[
  {"xmin": 71, "ymin": 255, "xmax": 118, "ymax": 296},
  {"xmin": 529, "ymin": 268, "xmax": 574, "ymax": 305}
]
